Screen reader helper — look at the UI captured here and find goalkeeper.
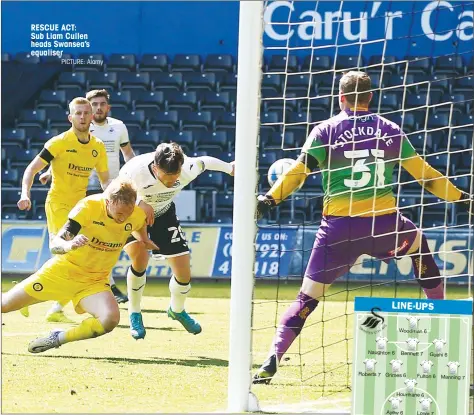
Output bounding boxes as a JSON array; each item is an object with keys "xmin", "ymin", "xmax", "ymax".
[{"xmin": 253, "ymin": 71, "xmax": 471, "ymax": 384}]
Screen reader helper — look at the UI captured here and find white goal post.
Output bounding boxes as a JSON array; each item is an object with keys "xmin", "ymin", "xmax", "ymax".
[{"xmin": 227, "ymin": 1, "xmax": 264, "ymax": 413}]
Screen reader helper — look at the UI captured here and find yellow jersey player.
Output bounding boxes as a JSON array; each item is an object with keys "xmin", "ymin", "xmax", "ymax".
[
  {"xmin": 2, "ymin": 179, "xmax": 158, "ymax": 353},
  {"xmin": 17, "ymin": 97, "xmax": 110, "ymax": 322}
]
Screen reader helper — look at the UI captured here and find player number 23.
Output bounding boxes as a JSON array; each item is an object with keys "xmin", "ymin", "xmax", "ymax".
[{"xmin": 343, "ymin": 149, "xmax": 385, "ymax": 189}]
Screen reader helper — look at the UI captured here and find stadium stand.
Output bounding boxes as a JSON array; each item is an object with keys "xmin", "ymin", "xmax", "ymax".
[{"xmin": 2, "ymin": 53, "xmax": 473, "ymax": 223}]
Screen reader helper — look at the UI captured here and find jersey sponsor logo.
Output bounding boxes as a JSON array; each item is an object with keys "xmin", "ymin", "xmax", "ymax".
[
  {"xmin": 92, "ymin": 220, "xmax": 105, "ymax": 226},
  {"xmin": 389, "ymin": 239, "xmax": 409, "ymax": 256},
  {"xmin": 92, "ymin": 149, "xmax": 98, "ymax": 157},
  {"xmin": 66, "ymin": 149, "xmax": 78, "ymax": 153},
  {"xmin": 33, "ymin": 282, "xmax": 43, "ymax": 292},
  {"xmin": 124, "ymin": 223, "xmax": 132, "ymax": 231},
  {"xmin": 90, "ymin": 236, "xmax": 123, "ymax": 249},
  {"xmin": 68, "ymin": 163, "xmax": 93, "ymax": 172}
]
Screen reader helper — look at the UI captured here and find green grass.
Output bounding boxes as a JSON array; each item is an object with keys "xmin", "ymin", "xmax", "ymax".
[{"xmin": 2, "ymin": 277, "xmax": 472, "ymax": 413}]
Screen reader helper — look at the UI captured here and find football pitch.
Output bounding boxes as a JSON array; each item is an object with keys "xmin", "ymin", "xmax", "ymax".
[{"xmin": 2, "ymin": 278, "xmax": 472, "ymax": 413}]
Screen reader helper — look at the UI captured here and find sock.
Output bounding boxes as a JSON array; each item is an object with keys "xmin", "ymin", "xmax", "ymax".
[
  {"xmin": 169, "ymin": 275, "xmax": 191, "ymax": 313},
  {"xmin": 271, "ymin": 291, "xmax": 319, "ymax": 362},
  {"xmin": 60, "ymin": 317, "xmax": 105, "ymax": 344},
  {"xmin": 48, "ymin": 300, "xmax": 68, "ymax": 314},
  {"xmin": 109, "ymin": 273, "xmax": 116, "ymax": 286},
  {"xmin": 127, "ymin": 265, "xmax": 146, "ymax": 314},
  {"xmin": 412, "ymin": 235, "xmax": 444, "ymax": 300}
]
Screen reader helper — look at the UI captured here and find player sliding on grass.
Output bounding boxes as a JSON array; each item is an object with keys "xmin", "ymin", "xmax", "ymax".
[
  {"xmin": 253, "ymin": 71, "xmax": 472, "ymax": 384},
  {"xmin": 119, "ymin": 142, "xmax": 234, "ymax": 339},
  {"xmin": 2, "ymin": 179, "xmax": 157, "ymax": 353}
]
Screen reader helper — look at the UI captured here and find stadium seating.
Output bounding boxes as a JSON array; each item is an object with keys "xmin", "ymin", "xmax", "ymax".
[{"xmin": 3, "ymin": 52, "xmax": 472, "ymax": 224}]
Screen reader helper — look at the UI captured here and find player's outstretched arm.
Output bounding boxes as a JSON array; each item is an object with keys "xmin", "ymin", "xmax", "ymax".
[
  {"xmin": 196, "ymin": 156, "xmax": 234, "ymax": 175},
  {"xmin": 18, "ymin": 156, "xmax": 49, "ymax": 210},
  {"xmin": 50, "ymin": 219, "xmax": 88, "ymax": 255},
  {"xmin": 131, "ymin": 224, "xmax": 159, "ymax": 251},
  {"xmin": 401, "ymin": 154, "xmax": 465, "ymax": 202}
]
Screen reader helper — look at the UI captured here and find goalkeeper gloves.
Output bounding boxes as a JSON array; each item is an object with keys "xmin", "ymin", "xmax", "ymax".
[{"xmin": 256, "ymin": 194, "xmax": 276, "ymax": 219}]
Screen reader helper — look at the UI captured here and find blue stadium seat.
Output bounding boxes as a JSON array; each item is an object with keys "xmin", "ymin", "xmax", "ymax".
[
  {"xmin": 454, "ymin": 114, "xmax": 473, "ymax": 130},
  {"xmin": 199, "ymin": 91, "xmax": 230, "ymax": 111},
  {"xmin": 397, "ymin": 196, "xmax": 419, "ymax": 222},
  {"xmin": 368, "ymin": 55, "xmax": 398, "ymax": 73},
  {"xmin": 439, "ymin": 93, "xmax": 467, "ymax": 114},
  {"xmin": 149, "ymin": 110, "xmax": 179, "ymax": 131},
  {"xmin": 164, "ymin": 131, "xmax": 194, "ymax": 152},
  {"xmin": 451, "ymin": 176, "xmax": 471, "ymax": 193},
  {"xmin": 133, "ymin": 143, "xmax": 156, "ymax": 155},
  {"xmin": 408, "ymin": 109, "xmax": 427, "ymax": 128},
  {"xmin": 151, "ymin": 72, "xmax": 183, "ymax": 91},
  {"xmin": 268, "ymin": 55, "xmax": 299, "ymax": 73},
  {"xmin": 195, "ymin": 131, "xmax": 228, "ymax": 151},
  {"xmin": 262, "ymin": 131, "xmax": 296, "ymax": 149},
  {"xmin": 133, "ymin": 90, "xmax": 164, "ymax": 110},
  {"xmin": 259, "ymin": 151, "xmax": 279, "ymax": 169},
  {"xmin": 286, "ymin": 111, "xmax": 311, "ymax": 132},
  {"xmin": 181, "ymin": 110, "xmax": 213, "ymax": 131},
  {"xmin": 118, "ymin": 72, "xmax": 150, "ymax": 90},
  {"xmin": 301, "ymin": 55, "xmax": 332, "ymax": 72},
  {"xmin": 57, "ymin": 72, "xmax": 87, "ymax": 90},
  {"xmin": 183, "ymin": 72, "xmax": 216, "ymax": 91},
  {"xmin": 17, "ymin": 109, "xmax": 47, "ymax": 129},
  {"xmin": 109, "ymin": 90, "xmax": 132, "ymax": 109},
  {"xmin": 194, "ymin": 171, "xmax": 225, "ymax": 190},
  {"xmin": 314, "ymin": 72, "xmax": 337, "ymax": 95},
  {"xmin": 427, "ymin": 113, "xmax": 449, "ymax": 129},
  {"xmin": 171, "ymin": 54, "xmax": 201, "ymax": 72},
  {"xmin": 109, "ymin": 108, "xmax": 145, "ymax": 129},
  {"xmin": 454, "ymin": 75, "xmax": 474, "ymax": 95},
  {"xmin": 408, "ymin": 133, "xmax": 434, "ymax": 153},
  {"xmin": 28, "ymin": 129, "xmax": 59, "ymax": 151},
  {"xmin": 30, "ymin": 188, "xmax": 48, "ymax": 206},
  {"xmin": 215, "ymin": 193, "xmax": 234, "ymax": 211},
  {"xmin": 426, "ymin": 154, "xmax": 451, "ymax": 175},
  {"xmin": 260, "ymin": 111, "xmax": 283, "ymax": 132},
  {"xmin": 2, "ymin": 128, "xmax": 27, "ymax": 149},
  {"xmin": 37, "ymin": 90, "xmax": 67, "ymax": 109},
  {"xmin": 2, "ymin": 168, "xmax": 19, "ymax": 186},
  {"xmin": 218, "ymin": 73, "xmax": 237, "ymax": 92},
  {"xmin": 139, "ymin": 54, "xmax": 169, "ymax": 72},
  {"xmin": 459, "ymin": 152, "xmax": 473, "ymax": 173},
  {"xmin": 132, "ymin": 129, "xmax": 160, "ymax": 146},
  {"xmin": 406, "ymin": 56, "xmax": 431, "ymax": 75},
  {"xmin": 212, "ymin": 211, "xmax": 233, "ymax": 224},
  {"xmin": 261, "ymin": 74, "xmax": 282, "ymax": 94},
  {"xmin": 203, "ymin": 54, "xmax": 234, "ymax": 73},
  {"xmin": 215, "ymin": 112, "xmax": 236, "ymax": 131},
  {"xmin": 302, "ymin": 172, "xmax": 323, "ymax": 191},
  {"xmin": 10, "ymin": 148, "xmax": 39, "ymax": 168},
  {"xmin": 335, "ymin": 55, "xmax": 364, "ymax": 70},
  {"xmin": 405, "ymin": 93, "xmax": 429, "ymax": 109},
  {"xmin": 32, "ymin": 206, "xmax": 47, "ymax": 221},
  {"xmin": 261, "ymin": 89, "xmax": 300, "ymax": 112},
  {"xmin": 308, "ymin": 96, "xmax": 331, "ymax": 113},
  {"xmin": 378, "ymin": 93, "xmax": 399, "ymax": 112},
  {"xmin": 14, "ymin": 52, "xmax": 40, "ymax": 64},
  {"xmin": 2, "ymin": 208, "xmax": 21, "ymax": 220},
  {"xmin": 42, "ymin": 54, "xmax": 72, "ymax": 64},
  {"xmin": 421, "ymin": 204, "xmax": 452, "ymax": 228},
  {"xmin": 75, "ymin": 54, "xmax": 105, "ymax": 71},
  {"xmin": 164, "ymin": 91, "xmax": 198, "ymax": 110},
  {"xmin": 418, "ymin": 75, "xmax": 450, "ymax": 94},
  {"xmin": 286, "ymin": 74, "xmax": 313, "ymax": 96},
  {"xmin": 438, "ymin": 133, "xmax": 470, "ymax": 152},
  {"xmin": 385, "ymin": 112, "xmax": 416, "ymax": 133},
  {"xmin": 2, "ymin": 188, "xmax": 21, "ymax": 206},
  {"xmin": 45, "ymin": 108, "xmax": 69, "ymax": 129},
  {"xmin": 107, "ymin": 54, "xmax": 136, "ymax": 71},
  {"xmin": 435, "ymin": 55, "xmax": 464, "ymax": 75},
  {"xmin": 87, "ymin": 71, "xmax": 118, "ymax": 90},
  {"xmin": 387, "ymin": 74, "xmax": 416, "ymax": 90}
]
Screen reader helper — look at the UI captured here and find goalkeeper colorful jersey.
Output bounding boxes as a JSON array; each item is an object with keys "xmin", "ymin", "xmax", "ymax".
[{"xmin": 302, "ymin": 109, "xmax": 417, "ymax": 217}]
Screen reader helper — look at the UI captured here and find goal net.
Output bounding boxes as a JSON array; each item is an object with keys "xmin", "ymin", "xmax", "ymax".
[{"xmin": 238, "ymin": 1, "xmax": 474, "ymax": 413}]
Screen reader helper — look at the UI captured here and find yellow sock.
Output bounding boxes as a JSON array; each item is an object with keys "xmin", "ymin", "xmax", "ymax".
[{"xmin": 63, "ymin": 317, "xmax": 106, "ymax": 343}]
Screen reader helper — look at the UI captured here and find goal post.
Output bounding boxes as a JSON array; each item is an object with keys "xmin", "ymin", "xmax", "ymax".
[{"xmin": 227, "ymin": 1, "xmax": 264, "ymax": 412}]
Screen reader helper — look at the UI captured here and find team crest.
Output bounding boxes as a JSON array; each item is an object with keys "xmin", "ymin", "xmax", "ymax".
[
  {"xmin": 92, "ymin": 149, "xmax": 98, "ymax": 157},
  {"xmin": 109, "ymin": 128, "xmax": 114, "ymax": 133},
  {"xmin": 125, "ymin": 223, "xmax": 132, "ymax": 231},
  {"xmin": 359, "ymin": 307, "xmax": 386, "ymax": 333},
  {"xmin": 33, "ymin": 283, "xmax": 43, "ymax": 292}
]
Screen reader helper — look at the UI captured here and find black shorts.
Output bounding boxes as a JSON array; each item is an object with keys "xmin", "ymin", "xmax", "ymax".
[{"xmin": 125, "ymin": 203, "xmax": 189, "ymax": 257}]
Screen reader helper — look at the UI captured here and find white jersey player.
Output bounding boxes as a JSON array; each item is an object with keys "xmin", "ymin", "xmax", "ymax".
[
  {"xmin": 420, "ymin": 360, "xmax": 434, "ymax": 374},
  {"xmin": 388, "ymin": 397, "xmax": 402, "ymax": 410},
  {"xmin": 363, "ymin": 358, "xmax": 377, "ymax": 372},
  {"xmin": 119, "ymin": 142, "xmax": 234, "ymax": 339},
  {"xmin": 44, "ymin": 89, "xmax": 136, "ymax": 322},
  {"xmin": 390, "ymin": 359, "xmax": 403, "ymax": 373},
  {"xmin": 404, "ymin": 379, "xmax": 417, "ymax": 392},
  {"xmin": 375, "ymin": 336, "xmax": 388, "ymax": 351}
]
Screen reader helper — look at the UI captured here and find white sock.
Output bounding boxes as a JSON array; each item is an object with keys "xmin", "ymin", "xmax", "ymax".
[
  {"xmin": 48, "ymin": 301, "xmax": 64, "ymax": 314},
  {"xmin": 109, "ymin": 273, "xmax": 115, "ymax": 286},
  {"xmin": 127, "ymin": 266, "xmax": 146, "ymax": 314},
  {"xmin": 169, "ymin": 276, "xmax": 191, "ymax": 313}
]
